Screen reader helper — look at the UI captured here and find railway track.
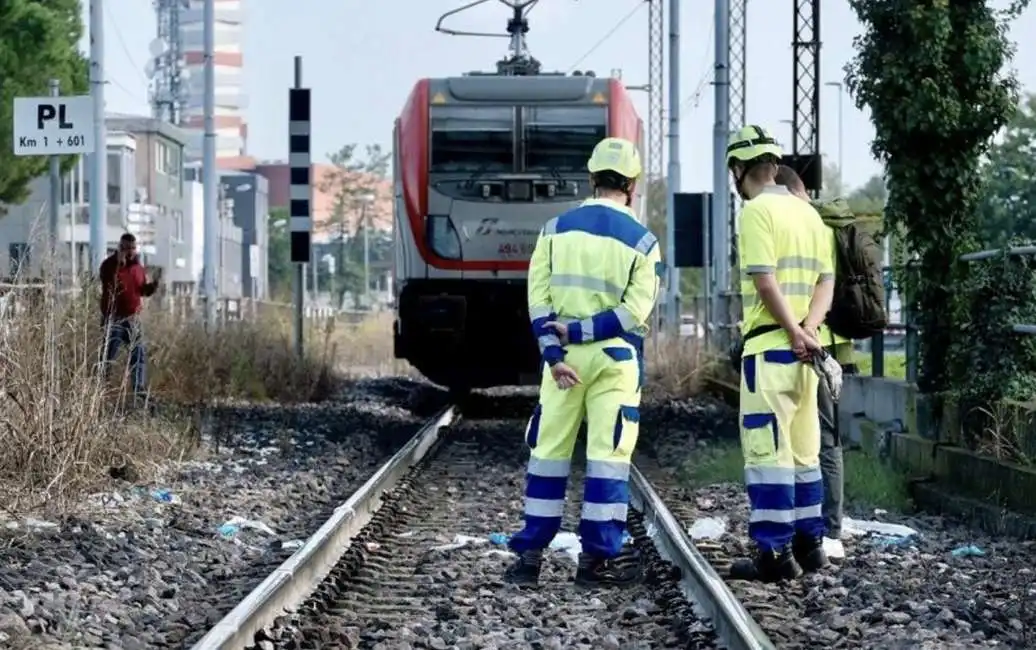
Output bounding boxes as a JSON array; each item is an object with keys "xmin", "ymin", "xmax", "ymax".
[{"xmin": 189, "ymin": 401, "xmax": 774, "ymax": 650}]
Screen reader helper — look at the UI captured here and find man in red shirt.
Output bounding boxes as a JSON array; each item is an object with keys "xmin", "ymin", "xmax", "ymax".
[{"xmin": 99, "ymin": 233, "xmax": 161, "ymax": 400}]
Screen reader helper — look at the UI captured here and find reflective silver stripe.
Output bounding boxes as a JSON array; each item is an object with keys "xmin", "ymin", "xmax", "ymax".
[
  {"xmin": 528, "ymin": 457, "xmax": 571, "ymax": 478},
  {"xmin": 634, "ymin": 231, "xmax": 657, "ymax": 255},
  {"xmin": 744, "ymin": 465, "xmax": 794, "ymax": 485},
  {"xmin": 586, "ymin": 459, "xmax": 630, "ymax": 481},
  {"xmin": 613, "ymin": 305, "xmax": 637, "ymax": 330},
  {"xmin": 529, "ymin": 305, "xmax": 553, "ymax": 321},
  {"xmin": 538, "ymin": 334, "xmax": 560, "ymax": 352},
  {"xmin": 542, "ymin": 217, "xmax": 559, "ymax": 235},
  {"xmin": 550, "ymin": 274, "xmax": 624, "ymax": 298},
  {"xmin": 576, "ymin": 316, "xmax": 596, "ymax": 341},
  {"xmin": 819, "ymin": 272, "xmax": 834, "ymax": 281},
  {"xmin": 742, "ymin": 256, "xmax": 824, "ymax": 278},
  {"xmin": 581, "ymin": 501, "xmax": 628, "ymax": 522},
  {"xmin": 749, "ymin": 508, "xmax": 796, "ymax": 524},
  {"xmin": 794, "ymin": 503, "xmax": 823, "ymax": 519},
  {"xmin": 742, "ymin": 282, "xmax": 815, "ymax": 306},
  {"xmin": 794, "ymin": 466, "xmax": 822, "ymax": 483},
  {"xmin": 525, "ymin": 498, "xmax": 565, "ymax": 518}
]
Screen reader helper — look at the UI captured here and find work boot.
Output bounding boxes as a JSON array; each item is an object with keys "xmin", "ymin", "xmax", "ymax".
[
  {"xmin": 503, "ymin": 550, "xmax": 543, "ymax": 585},
  {"xmin": 792, "ymin": 533, "xmax": 831, "ymax": 572},
  {"xmin": 729, "ymin": 546, "xmax": 803, "ymax": 583},
  {"xmin": 574, "ymin": 548, "xmax": 643, "ymax": 588}
]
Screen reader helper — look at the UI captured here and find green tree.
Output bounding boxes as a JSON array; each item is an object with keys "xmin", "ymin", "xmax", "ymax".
[
  {"xmin": 976, "ymin": 93, "xmax": 1036, "ymax": 246},
  {"xmin": 846, "ymin": 0, "xmax": 1027, "ymax": 393},
  {"xmin": 819, "ymin": 161, "xmax": 846, "ymax": 200},
  {"xmin": 317, "ymin": 144, "xmax": 391, "ymax": 295},
  {"xmin": 267, "ymin": 206, "xmax": 291, "ymax": 298},
  {"xmin": 0, "ymin": 0, "xmax": 88, "ymax": 206},
  {"xmin": 847, "ymin": 174, "xmax": 887, "ymax": 216}
]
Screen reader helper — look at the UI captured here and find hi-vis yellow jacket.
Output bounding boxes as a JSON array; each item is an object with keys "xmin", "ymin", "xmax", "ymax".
[{"xmin": 527, "ymin": 197, "xmax": 663, "ymax": 365}]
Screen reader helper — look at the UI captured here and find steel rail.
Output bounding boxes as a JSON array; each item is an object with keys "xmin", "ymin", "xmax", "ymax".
[
  {"xmin": 630, "ymin": 464, "xmax": 775, "ymax": 650},
  {"xmin": 190, "ymin": 405, "xmax": 458, "ymax": 650}
]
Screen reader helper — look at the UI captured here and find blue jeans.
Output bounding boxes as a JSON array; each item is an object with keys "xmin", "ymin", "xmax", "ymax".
[{"xmin": 103, "ymin": 318, "xmax": 147, "ymax": 397}]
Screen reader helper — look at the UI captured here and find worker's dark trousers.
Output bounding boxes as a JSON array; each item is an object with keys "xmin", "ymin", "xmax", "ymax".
[{"xmin": 817, "ymin": 363, "xmax": 856, "ymax": 539}]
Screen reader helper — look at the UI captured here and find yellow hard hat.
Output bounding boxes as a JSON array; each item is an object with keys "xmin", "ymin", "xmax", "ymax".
[
  {"xmin": 726, "ymin": 125, "xmax": 783, "ymax": 165},
  {"xmin": 587, "ymin": 137, "xmax": 642, "ymax": 179}
]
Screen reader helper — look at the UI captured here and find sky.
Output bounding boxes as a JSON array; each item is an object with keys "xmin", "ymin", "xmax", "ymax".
[{"xmin": 87, "ymin": 0, "xmax": 1036, "ymax": 193}]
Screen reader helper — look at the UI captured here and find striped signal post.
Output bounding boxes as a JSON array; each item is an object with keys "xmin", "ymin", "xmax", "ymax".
[{"xmin": 289, "ymin": 55, "xmax": 310, "ymax": 357}]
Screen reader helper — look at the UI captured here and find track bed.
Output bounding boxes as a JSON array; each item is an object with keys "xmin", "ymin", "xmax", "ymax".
[{"xmin": 259, "ymin": 417, "xmax": 718, "ymax": 650}]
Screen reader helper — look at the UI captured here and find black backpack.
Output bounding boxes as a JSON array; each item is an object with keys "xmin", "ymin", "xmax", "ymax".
[{"xmin": 823, "ymin": 219, "xmax": 887, "ymax": 339}]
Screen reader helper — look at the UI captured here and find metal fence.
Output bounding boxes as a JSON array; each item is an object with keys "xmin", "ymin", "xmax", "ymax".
[{"xmin": 679, "ymin": 244, "xmax": 1036, "ymax": 383}]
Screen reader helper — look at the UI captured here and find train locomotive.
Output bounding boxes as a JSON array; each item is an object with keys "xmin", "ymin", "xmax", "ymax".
[{"xmin": 392, "ymin": 1, "xmax": 645, "ymax": 393}]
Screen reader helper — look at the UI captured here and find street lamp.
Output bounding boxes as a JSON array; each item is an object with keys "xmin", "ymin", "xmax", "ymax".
[{"xmin": 825, "ymin": 81, "xmax": 844, "ymax": 188}]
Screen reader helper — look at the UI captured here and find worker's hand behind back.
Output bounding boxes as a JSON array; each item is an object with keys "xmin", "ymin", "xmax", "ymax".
[
  {"xmin": 790, "ymin": 324, "xmax": 823, "ymax": 362},
  {"xmin": 550, "ymin": 361, "xmax": 580, "ymax": 390},
  {"xmin": 543, "ymin": 321, "xmax": 568, "ymax": 345}
]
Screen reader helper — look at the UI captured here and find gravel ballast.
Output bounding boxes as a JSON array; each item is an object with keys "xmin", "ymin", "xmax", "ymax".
[
  {"xmin": 265, "ymin": 414, "xmax": 716, "ymax": 650},
  {"xmin": 0, "ymin": 378, "xmax": 436, "ymax": 649},
  {"xmin": 637, "ymin": 395, "xmax": 1036, "ymax": 649},
  {"xmin": 4, "ymin": 379, "xmax": 1033, "ymax": 649}
]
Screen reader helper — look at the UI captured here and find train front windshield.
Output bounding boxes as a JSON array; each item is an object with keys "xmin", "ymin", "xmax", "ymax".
[
  {"xmin": 429, "ymin": 104, "xmax": 606, "ymax": 174},
  {"xmin": 523, "ymin": 106, "xmax": 606, "ymax": 173}
]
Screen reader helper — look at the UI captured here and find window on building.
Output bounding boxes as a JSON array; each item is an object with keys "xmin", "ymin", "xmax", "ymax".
[
  {"xmin": 107, "ymin": 153, "xmax": 122, "ymax": 204},
  {"xmin": 173, "ymin": 210, "xmax": 184, "ymax": 241},
  {"xmin": 9, "ymin": 244, "xmax": 30, "ymax": 278},
  {"xmin": 155, "ymin": 140, "xmax": 171, "ymax": 175}
]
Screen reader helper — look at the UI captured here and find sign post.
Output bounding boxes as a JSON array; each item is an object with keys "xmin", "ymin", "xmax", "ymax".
[
  {"xmin": 288, "ymin": 56, "xmax": 311, "ymax": 358},
  {"xmin": 13, "ymin": 85, "xmax": 96, "ymax": 277}
]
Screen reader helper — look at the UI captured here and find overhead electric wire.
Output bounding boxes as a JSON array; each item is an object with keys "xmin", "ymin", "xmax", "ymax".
[
  {"xmin": 566, "ymin": 1, "xmax": 646, "ymax": 73},
  {"xmin": 106, "ymin": 0, "xmax": 148, "ymax": 86},
  {"xmin": 681, "ymin": 9, "xmax": 715, "ymax": 112}
]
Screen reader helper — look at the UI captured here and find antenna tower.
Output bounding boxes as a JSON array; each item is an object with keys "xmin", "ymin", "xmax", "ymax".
[
  {"xmin": 150, "ymin": 0, "xmax": 190, "ymax": 123},
  {"xmin": 646, "ymin": 0, "xmax": 663, "ymax": 186}
]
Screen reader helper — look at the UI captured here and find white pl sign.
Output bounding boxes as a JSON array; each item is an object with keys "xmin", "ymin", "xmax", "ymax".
[{"xmin": 12, "ymin": 95, "xmax": 95, "ymax": 156}]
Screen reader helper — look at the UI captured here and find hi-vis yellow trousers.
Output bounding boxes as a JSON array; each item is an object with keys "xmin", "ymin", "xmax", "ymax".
[
  {"xmin": 740, "ymin": 349, "xmax": 825, "ymax": 551},
  {"xmin": 508, "ymin": 337, "xmax": 642, "ymax": 558}
]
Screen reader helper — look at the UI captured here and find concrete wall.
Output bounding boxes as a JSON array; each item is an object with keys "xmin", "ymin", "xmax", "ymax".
[{"xmin": 838, "ymin": 375, "xmax": 1036, "ymax": 535}]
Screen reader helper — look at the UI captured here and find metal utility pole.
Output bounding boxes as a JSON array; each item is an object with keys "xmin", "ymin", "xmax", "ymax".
[
  {"xmin": 712, "ymin": 0, "xmax": 730, "ymax": 344},
  {"xmin": 288, "ymin": 56, "xmax": 312, "ymax": 358},
  {"xmin": 664, "ymin": 0, "xmax": 681, "ymax": 334},
  {"xmin": 362, "ymin": 201, "xmax": 370, "ymax": 304},
  {"xmin": 48, "ymin": 80, "xmax": 61, "ymax": 261},
  {"xmin": 791, "ymin": 0, "xmax": 821, "ymax": 196},
  {"xmin": 202, "ymin": 0, "xmax": 218, "ymax": 327},
  {"xmin": 89, "ymin": 0, "xmax": 107, "ymax": 272}
]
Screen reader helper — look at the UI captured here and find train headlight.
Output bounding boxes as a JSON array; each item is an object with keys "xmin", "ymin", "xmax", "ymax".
[
  {"xmin": 427, "ymin": 215, "xmax": 462, "ymax": 260},
  {"xmin": 506, "ymin": 180, "xmax": 533, "ymax": 202}
]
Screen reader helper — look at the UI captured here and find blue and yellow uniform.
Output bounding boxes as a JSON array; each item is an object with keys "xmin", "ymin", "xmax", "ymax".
[
  {"xmin": 506, "ymin": 138, "xmax": 662, "ymax": 587},
  {"xmin": 728, "ymin": 125, "xmax": 834, "ymax": 580}
]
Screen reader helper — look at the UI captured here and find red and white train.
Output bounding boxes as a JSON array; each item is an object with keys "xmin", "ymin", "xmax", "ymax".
[{"xmin": 392, "ymin": 72, "xmax": 645, "ymax": 392}]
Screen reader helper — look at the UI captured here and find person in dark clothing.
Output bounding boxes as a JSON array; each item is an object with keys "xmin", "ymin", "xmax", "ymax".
[
  {"xmin": 774, "ymin": 167, "xmax": 857, "ymax": 561},
  {"xmin": 99, "ymin": 233, "xmax": 161, "ymax": 399}
]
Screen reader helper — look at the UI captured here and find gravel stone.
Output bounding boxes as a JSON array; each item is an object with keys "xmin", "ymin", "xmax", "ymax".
[
  {"xmin": 267, "ymin": 415, "xmax": 716, "ymax": 649},
  {"xmin": 638, "ymin": 394, "xmax": 1036, "ymax": 649},
  {"xmin": 0, "ymin": 378, "xmax": 440, "ymax": 649}
]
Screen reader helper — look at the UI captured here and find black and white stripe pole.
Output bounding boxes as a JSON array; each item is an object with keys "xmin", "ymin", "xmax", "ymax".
[{"xmin": 289, "ymin": 55, "xmax": 311, "ymax": 357}]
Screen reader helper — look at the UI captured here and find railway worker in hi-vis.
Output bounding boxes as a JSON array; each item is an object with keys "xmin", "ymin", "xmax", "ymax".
[
  {"xmin": 504, "ymin": 137, "xmax": 662, "ymax": 588},
  {"xmin": 727, "ymin": 124, "xmax": 835, "ymax": 582}
]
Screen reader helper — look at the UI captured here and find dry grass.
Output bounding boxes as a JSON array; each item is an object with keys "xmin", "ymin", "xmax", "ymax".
[
  {"xmin": 0, "ymin": 272, "xmax": 413, "ymax": 513},
  {"xmin": 0, "ymin": 286, "xmax": 192, "ymax": 513}
]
